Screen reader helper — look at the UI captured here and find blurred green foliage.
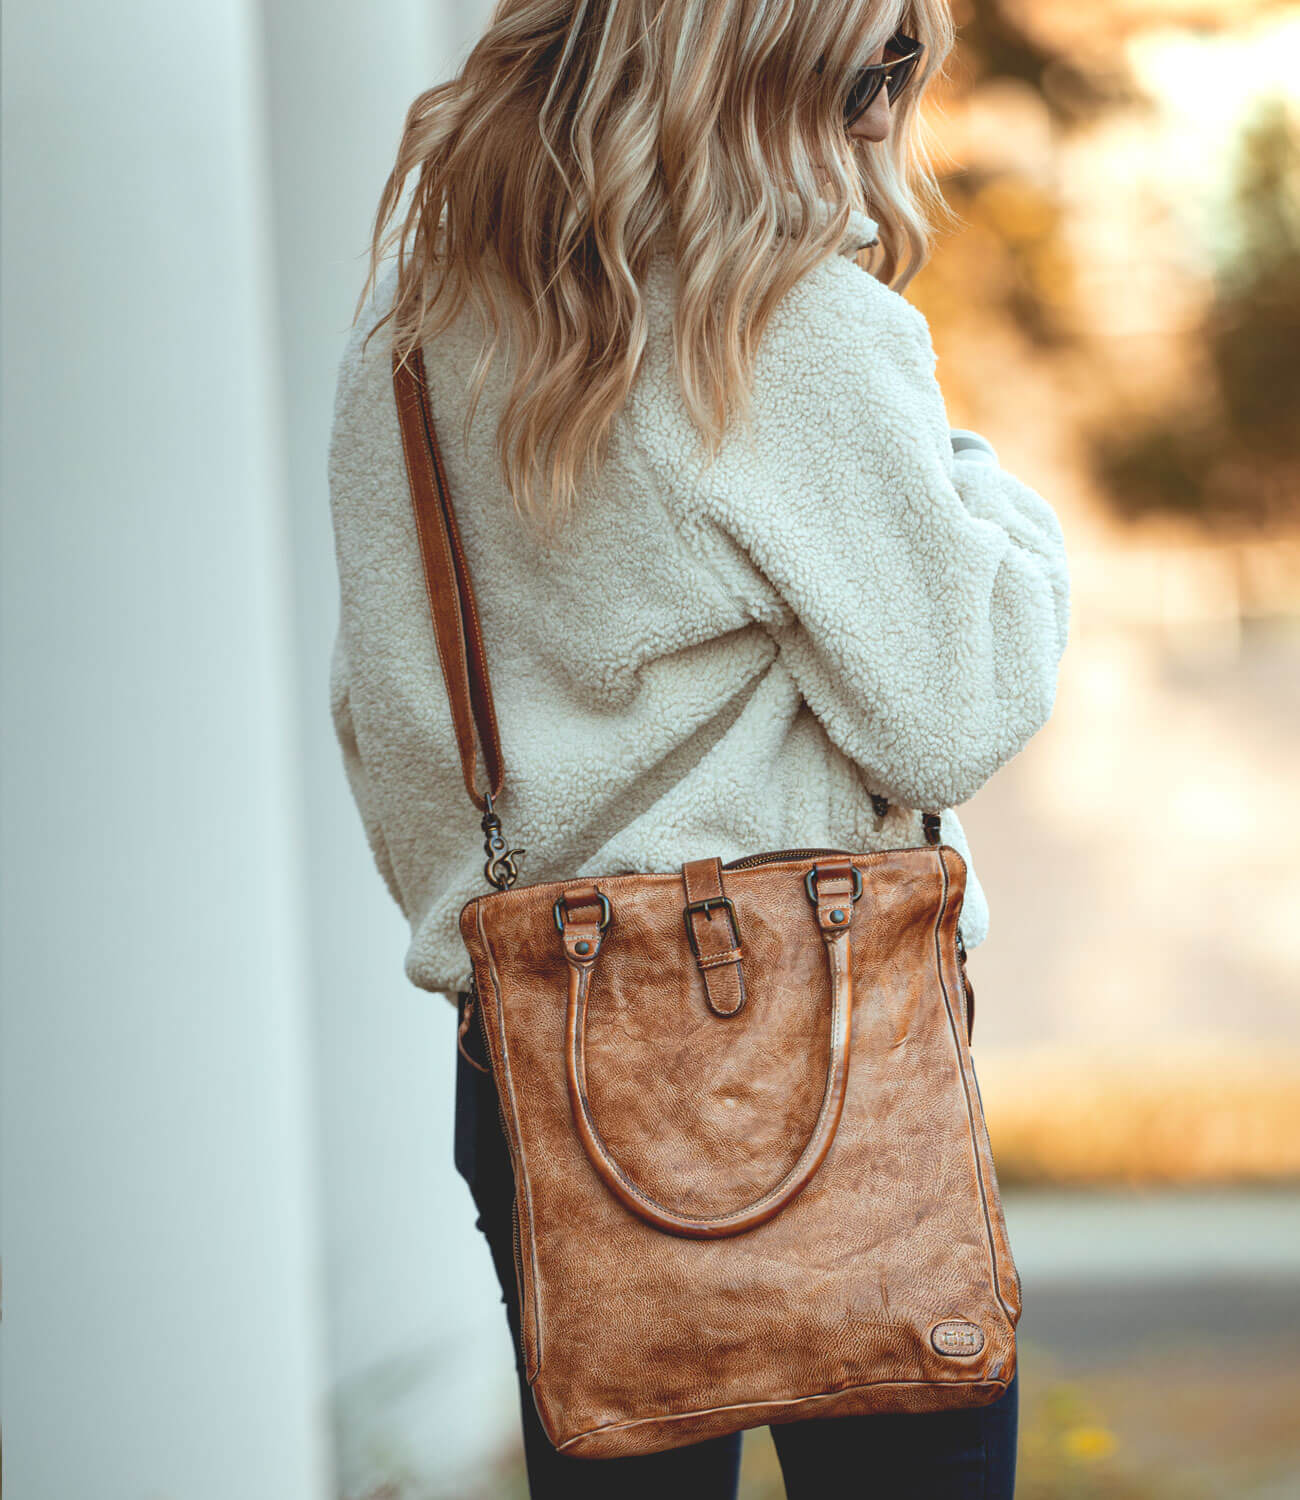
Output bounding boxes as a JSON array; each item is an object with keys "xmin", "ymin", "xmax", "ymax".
[
  {"xmin": 952, "ymin": 0, "xmax": 1140, "ymax": 126},
  {"xmin": 1212, "ymin": 98, "xmax": 1300, "ymax": 466},
  {"xmin": 911, "ymin": 1, "xmax": 1132, "ymax": 355},
  {"xmin": 923, "ymin": 1, "xmax": 1300, "ymax": 531},
  {"xmin": 1096, "ymin": 97, "xmax": 1300, "ymax": 529}
]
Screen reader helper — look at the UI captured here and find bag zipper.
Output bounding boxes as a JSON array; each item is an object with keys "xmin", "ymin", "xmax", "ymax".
[
  {"xmin": 722, "ymin": 846, "xmax": 854, "ymax": 871},
  {"xmin": 955, "ymin": 927, "xmax": 974, "ymax": 1043},
  {"xmin": 723, "ymin": 838, "xmax": 953, "ymax": 872},
  {"xmin": 469, "ymin": 978, "xmax": 527, "ymax": 1327}
]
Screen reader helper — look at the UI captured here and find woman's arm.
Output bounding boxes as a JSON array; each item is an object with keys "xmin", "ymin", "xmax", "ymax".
[
  {"xmin": 949, "ymin": 427, "xmax": 999, "ymax": 466},
  {"xmin": 329, "ymin": 629, "xmax": 407, "ymax": 912},
  {"xmin": 686, "ymin": 262, "xmax": 1071, "ymax": 811},
  {"xmin": 326, "ymin": 289, "xmax": 411, "ymax": 917}
]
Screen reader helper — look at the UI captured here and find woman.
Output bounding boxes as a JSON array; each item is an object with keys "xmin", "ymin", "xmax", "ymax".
[{"xmin": 328, "ymin": 1, "xmax": 1069, "ymax": 1494}]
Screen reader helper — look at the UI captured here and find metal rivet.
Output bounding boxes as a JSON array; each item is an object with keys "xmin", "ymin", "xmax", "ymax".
[
  {"xmin": 575, "ymin": 940, "xmax": 591, "ymax": 955},
  {"xmin": 830, "ymin": 908, "xmax": 846, "ymax": 924}
]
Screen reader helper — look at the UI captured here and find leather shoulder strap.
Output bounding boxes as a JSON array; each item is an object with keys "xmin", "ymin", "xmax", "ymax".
[{"xmin": 391, "ymin": 343, "xmax": 504, "ymax": 810}]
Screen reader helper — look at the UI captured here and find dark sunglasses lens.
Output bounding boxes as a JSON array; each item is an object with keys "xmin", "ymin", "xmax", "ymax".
[
  {"xmin": 843, "ymin": 34, "xmax": 923, "ymax": 124},
  {"xmin": 885, "ymin": 52, "xmax": 920, "ymax": 101},
  {"xmin": 844, "ymin": 69, "xmax": 885, "ymax": 125},
  {"xmin": 884, "ymin": 30, "xmax": 921, "ymax": 61}
]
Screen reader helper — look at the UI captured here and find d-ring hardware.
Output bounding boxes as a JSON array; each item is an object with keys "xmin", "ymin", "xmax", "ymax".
[
  {"xmin": 804, "ymin": 863, "xmax": 863, "ymax": 905},
  {"xmin": 553, "ymin": 890, "xmax": 612, "ymax": 934}
]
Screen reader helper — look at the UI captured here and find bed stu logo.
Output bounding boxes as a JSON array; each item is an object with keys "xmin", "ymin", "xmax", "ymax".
[{"xmin": 931, "ymin": 1320, "xmax": 985, "ymax": 1356}]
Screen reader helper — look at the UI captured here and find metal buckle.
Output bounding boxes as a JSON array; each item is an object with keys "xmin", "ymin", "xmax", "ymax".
[
  {"xmin": 804, "ymin": 863, "xmax": 864, "ymax": 905},
  {"xmin": 553, "ymin": 890, "xmax": 612, "ymax": 934},
  {"xmin": 683, "ymin": 895, "xmax": 740, "ymax": 959}
]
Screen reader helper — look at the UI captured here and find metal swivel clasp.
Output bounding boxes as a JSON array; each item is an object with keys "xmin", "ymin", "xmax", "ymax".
[{"xmin": 481, "ymin": 793, "xmax": 525, "ymax": 891}]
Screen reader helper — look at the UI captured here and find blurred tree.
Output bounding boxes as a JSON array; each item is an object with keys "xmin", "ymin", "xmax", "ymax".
[
  {"xmin": 1093, "ymin": 98, "xmax": 1300, "ymax": 529},
  {"xmin": 950, "ymin": 0, "xmax": 1138, "ymax": 127},
  {"xmin": 1212, "ymin": 97, "xmax": 1300, "ymax": 465},
  {"xmin": 916, "ymin": 3, "xmax": 1300, "ymax": 532},
  {"xmin": 916, "ymin": 0, "xmax": 1140, "ymax": 349}
]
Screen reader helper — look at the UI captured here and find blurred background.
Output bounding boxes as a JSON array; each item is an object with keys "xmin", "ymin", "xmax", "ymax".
[{"xmin": 2, "ymin": 1, "xmax": 1297, "ymax": 1497}]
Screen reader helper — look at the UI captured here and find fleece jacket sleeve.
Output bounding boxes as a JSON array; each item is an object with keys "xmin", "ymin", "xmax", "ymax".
[
  {"xmin": 329, "ymin": 593, "xmax": 407, "ymax": 915},
  {"xmin": 950, "ymin": 427, "xmax": 999, "ymax": 466},
  {"xmin": 697, "ymin": 261, "xmax": 1071, "ymax": 811}
]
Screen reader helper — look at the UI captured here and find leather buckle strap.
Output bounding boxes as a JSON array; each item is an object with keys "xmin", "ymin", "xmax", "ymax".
[
  {"xmin": 681, "ymin": 857, "xmax": 746, "ymax": 1017},
  {"xmin": 683, "ymin": 896, "xmax": 739, "ymax": 957}
]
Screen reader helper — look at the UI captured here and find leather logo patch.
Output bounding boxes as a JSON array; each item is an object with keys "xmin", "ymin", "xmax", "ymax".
[{"xmin": 930, "ymin": 1319, "xmax": 985, "ymax": 1357}]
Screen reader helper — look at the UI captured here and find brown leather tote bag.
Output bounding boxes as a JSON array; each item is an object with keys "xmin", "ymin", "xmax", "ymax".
[{"xmin": 392, "ymin": 347, "xmax": 1022, "ymax": 1460}]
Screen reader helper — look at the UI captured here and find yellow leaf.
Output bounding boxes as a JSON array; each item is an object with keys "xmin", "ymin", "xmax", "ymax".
[{"xmin": 1063, "ymin": 1424, "xmax": 1118, "ymax": 1462}]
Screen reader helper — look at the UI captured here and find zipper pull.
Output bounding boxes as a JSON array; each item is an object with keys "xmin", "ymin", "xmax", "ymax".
[
  {"xmin": 955, "ymin": 932, "xmax": 975, "ymax": 1043},
  {"xmin": 457, "ymin": 983, "xmax": 491, "ymax": 1074}
]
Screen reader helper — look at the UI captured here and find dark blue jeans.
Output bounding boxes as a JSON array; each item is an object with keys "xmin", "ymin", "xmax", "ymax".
[{"xmin": 453, "ymin": 996, "xmax": 1018, "ymax": 1499}]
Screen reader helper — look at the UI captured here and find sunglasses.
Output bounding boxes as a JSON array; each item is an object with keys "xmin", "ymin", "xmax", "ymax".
[{"xmin": 838, "ymin": 30, "xmax": 925, "ymax": 129}]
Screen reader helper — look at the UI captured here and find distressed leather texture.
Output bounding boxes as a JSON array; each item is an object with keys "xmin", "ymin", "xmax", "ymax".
[{"xmin": 461, "ymin": 844, "xmax": 1021, "ymax": 1459}]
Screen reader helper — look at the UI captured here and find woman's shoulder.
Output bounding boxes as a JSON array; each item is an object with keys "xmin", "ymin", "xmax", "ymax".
[
  {"xmin": 328, "ymin": 264, "xmax": 418, "ymax": 548},
  {"xmin": 332, "ymin": 264, "xmax": 401, "ymax": 416},
  {"xmin": 760, "ymin": 249, "xmax": 940, "ymax": 406},
  {"xmin": 624, "ymin": 231, "xmax": 955, "ymax": 519},
  {"xmin": 726, "ymin": 249, "xmax": 951, "ymax": 484}
]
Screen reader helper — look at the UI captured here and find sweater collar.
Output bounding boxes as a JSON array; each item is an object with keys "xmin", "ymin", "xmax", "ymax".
[
  {"xmin": 650, "ymin": 193, "xmax": 879, "ymax": 259},
  {"xmin": 837, "ymin": 203, "xmax": 880, "ymax": 255},
  {"xmin": 781, "ymin": 190, "xmax": 880, "ymax": 256}
]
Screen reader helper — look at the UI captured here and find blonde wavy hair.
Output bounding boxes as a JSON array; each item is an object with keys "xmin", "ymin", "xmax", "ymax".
[{"xmin": 363, "ymin": 0, "xmax": 954, "ymax": 520}]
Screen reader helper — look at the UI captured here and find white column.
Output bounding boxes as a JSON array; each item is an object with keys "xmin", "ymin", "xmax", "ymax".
[
  {"xmin": 258, "ymin": 0, "xmax": 516, "ymax": 1491},
  {"xmin": 0, "ymin": 3, "xmax": 328, "ymax": 1498}
]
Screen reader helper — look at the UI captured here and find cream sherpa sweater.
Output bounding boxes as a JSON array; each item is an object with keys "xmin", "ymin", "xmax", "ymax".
[{"xmin": 328, "ymin": 198, "xmax": 1071, "ymax": 998}]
